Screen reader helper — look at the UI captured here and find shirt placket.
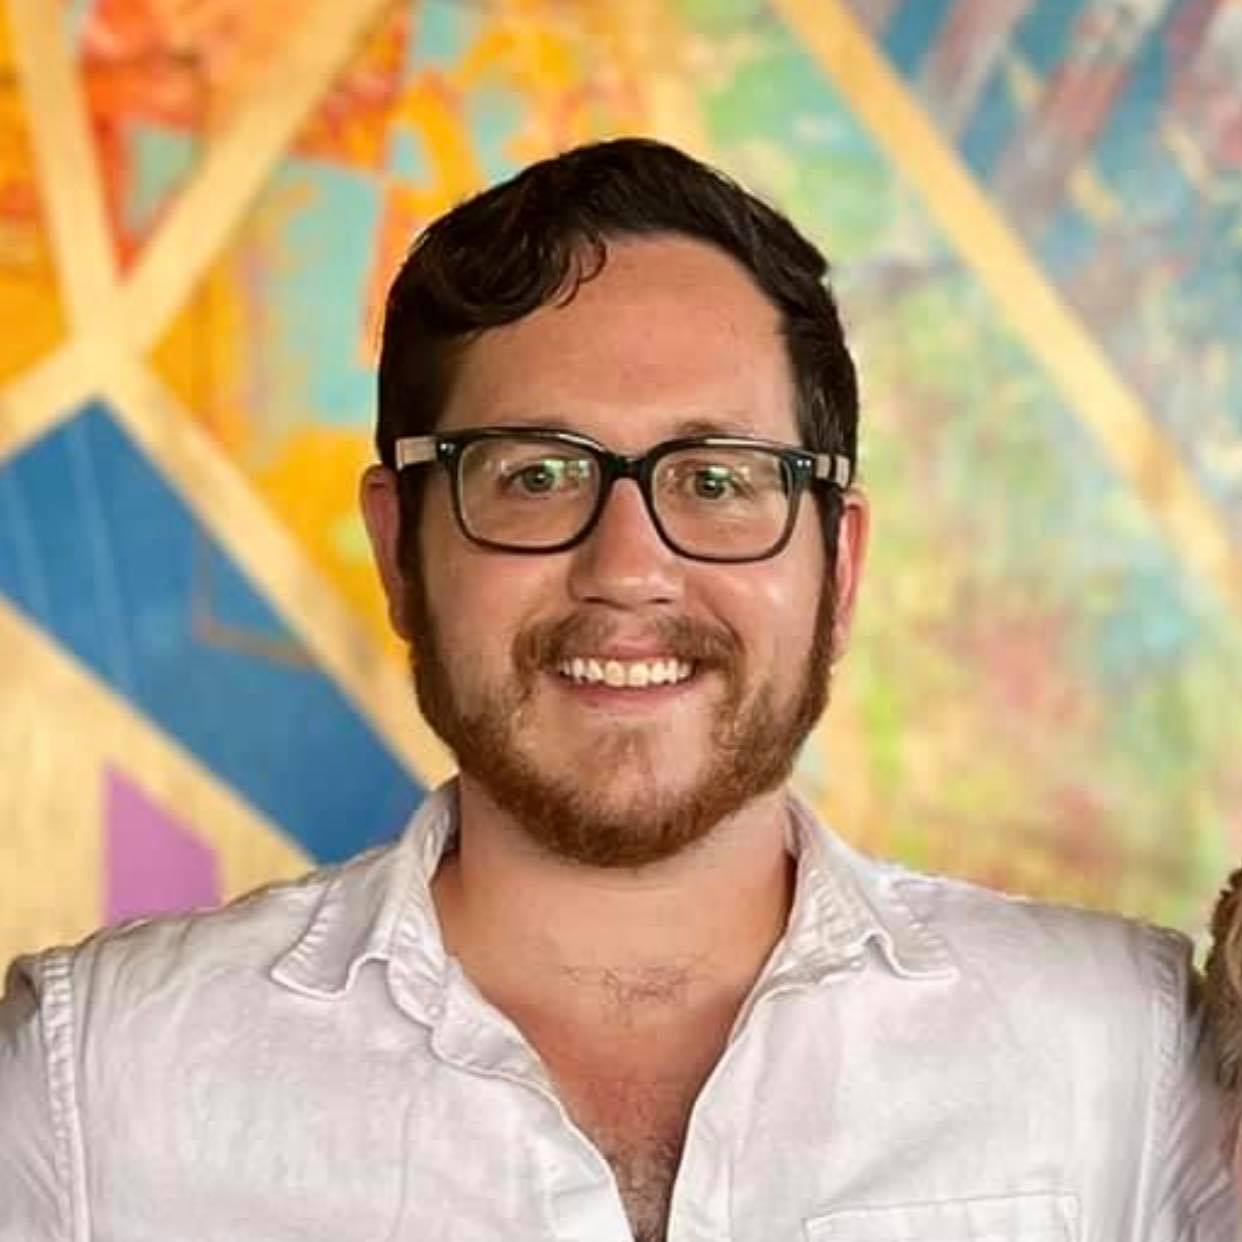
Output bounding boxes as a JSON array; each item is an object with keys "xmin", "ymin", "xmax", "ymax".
[
  {"xmin": 664, "ymin": 950, "xmax": 869, "ymax": 1242},
  {"xmin": 426, "ymin": 962, "xmax": 638, "ymax": 1242}
]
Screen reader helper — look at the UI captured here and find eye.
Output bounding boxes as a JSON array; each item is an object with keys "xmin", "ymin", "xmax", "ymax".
[
  {"xmin": 500, "ymin": 456, "xmax": 591, "ymax": 496},
  {"xmin": 664, "ymin": 459, "xmax": 753, "ymax": 502},
  {"xmin": 690, "ymin": 464, "xmax": 746, "ymax": 500},
  {"xmin": 514, "ymin": 462, "xmax": 558, "ymax": 494}
]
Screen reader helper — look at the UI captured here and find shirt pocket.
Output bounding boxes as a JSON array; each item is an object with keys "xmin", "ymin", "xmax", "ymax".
[{"xmin": 803, "ymin": 1192, "xmax": 1079, "ymax": 1242}]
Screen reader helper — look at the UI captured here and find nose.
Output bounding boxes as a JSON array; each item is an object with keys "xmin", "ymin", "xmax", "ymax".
[{"xmin": 567, "ymin": 478, "xmax": 684, "ymax": 609}]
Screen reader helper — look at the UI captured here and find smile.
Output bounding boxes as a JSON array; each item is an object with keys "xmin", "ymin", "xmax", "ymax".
[{"xmin": 556, "ymin": 657, "xmax": 695, "ymax": 688}]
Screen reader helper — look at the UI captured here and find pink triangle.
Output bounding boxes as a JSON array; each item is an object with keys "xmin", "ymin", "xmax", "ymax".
[{"xmin": 105, "ymin": 768, "xmax": 221, "ymax": 923}]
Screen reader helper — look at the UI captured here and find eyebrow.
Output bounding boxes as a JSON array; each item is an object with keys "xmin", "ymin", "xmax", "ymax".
[
  {"xmin": 481, "ymin": 413, "xmax": 766, "ymax": 438},
  {"xmin": 671, "ymin": 416, "xmax": 764, "ymax": 438},
  {"xmin": 488, "ymin": 414, "xmax": 575, "ymax": 432}
]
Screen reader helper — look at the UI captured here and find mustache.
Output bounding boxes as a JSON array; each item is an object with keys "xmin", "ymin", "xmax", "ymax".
[{"xmin": 513, "ymin": 613, "xmax": 741, "ymax": 679}]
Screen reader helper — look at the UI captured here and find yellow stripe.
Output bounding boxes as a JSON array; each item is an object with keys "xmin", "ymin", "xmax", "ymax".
[
  {"xmin": 771, "ymin": 0, "xmax": 1242, "ymax": 619},
  {"xmin": 0, "ymin": 596, "xmax": 309, "ymax": 965},
  {"xmin": 0, "ymin": 339, "xmax": 100, "ymax": 463},
  {"xmin": 5, "ymin": 0, "xmax": 117, "ymax": 332}
]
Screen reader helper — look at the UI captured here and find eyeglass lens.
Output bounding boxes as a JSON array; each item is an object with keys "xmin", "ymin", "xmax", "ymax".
[{"xmin": 456, "ymin": 436, "xmax": 793, "ymax": 557}]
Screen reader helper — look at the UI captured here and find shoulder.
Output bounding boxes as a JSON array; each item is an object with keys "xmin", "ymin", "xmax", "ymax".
[
  {"xmin": 8, "ymin": 838, "xmax": 402, "ymax": 1023},
  {"xmin": 798, "ymin": 799, "xmax": 1194, "ymax": 1016},
  {"xmin": 870, "ymin": 856, "xmax": 1195, "ymax": 1042},
  {"xmin": 855, "ymin": 859, "xmax": 1236, "ymax": 1232},
  {"xmin": 893, "ymin": 860, "xmax": 1186, "ymax": 956},
  {"xmin": 844, "ymin": 849, "xmax": 1216, "ymax": 1146},
  {"xmin": 809, "ymin": 810, "xmax": 1197, "ymax": 1030}
]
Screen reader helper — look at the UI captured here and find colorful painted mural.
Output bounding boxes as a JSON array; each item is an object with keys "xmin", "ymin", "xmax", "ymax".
[{"xmin": 3, "ymin": 0, "xmax": 1241, "ymax": 971}]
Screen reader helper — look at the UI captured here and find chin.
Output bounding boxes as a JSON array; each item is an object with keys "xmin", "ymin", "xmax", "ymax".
[{"xmin": 549, "ymin": 727, "xmax": 707, "ymax": 790}]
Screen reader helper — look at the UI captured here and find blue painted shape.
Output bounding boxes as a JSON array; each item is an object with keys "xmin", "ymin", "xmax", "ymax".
[
  {"xmin": 263, "ymin": 158, "xmax": 382, "ymax": 428},
  {"xmin": 1174, "ymin": 226, "xmax": 1242, "ymax": 427},
  {"xmin": 1013, "ymin": 0, "xmax": 1086, "ymax": 78},
  {"xmin": 389, "ymin": 126, "xmax": 432, "ymax": 182},
  {"xmin": 0, "ymin": 414, "xmax": 136, "ymax": 694},
  {"xmin": 0, "ymin": 403, "xmax": 424, "ymax": 862},
  {"xmin": 126, "ymin": 125, "xmax": 198, "ymax": 237},
  {"xmin": 1091, "ymin": 551, "xmax": 1202, "ymax": 689},
  {"xmin": 882, "ymin": 0, "xmax": 956, "ymax": 77},
  {"xmin": 1037, "ymin": 204, "xmax": 1097, "ymax": 282},
  {"xmin": 960, "ymin": 63, "xmax": 1020, "ymax": 180},
  {"xmin": 407, "ymin": 0, "xmax": 478, "ymax": 73},
  {"xmin": 468, "ymin": 84, "xmax": 524, "ymax": 185},
  {"xmin": 1091, "ymin": 4, "xmax": 1171, "ymax": 189}
]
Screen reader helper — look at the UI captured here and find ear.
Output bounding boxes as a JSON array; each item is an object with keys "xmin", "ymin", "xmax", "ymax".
[
  {"xmin": 360, "ymin": 464, "xmax": 413, "ymax": 641},
  {"xmin": 828, "ymin": 489, "xmax": 870, "ymax": 661}
]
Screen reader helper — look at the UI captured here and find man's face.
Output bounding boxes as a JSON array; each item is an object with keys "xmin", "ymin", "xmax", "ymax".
[{"xmin": 366, "ymin": 236, "xmax": 867, "ymax": 867}]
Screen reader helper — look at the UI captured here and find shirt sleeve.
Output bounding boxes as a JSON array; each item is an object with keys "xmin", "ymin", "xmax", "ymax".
[
  {"xmin": 1145, "ymin": 930, "xmax": 1239, "ymax": 1241},
  {"xmin": 0, "ymin": 954, "xmax": 74, "ymax": 1242}
]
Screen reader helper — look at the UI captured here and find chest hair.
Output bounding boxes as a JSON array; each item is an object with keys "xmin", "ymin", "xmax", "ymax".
[
  {"xmin": 602, "ymin": 1130, "xmax": 682, "ymax": 1242},
  {"xmin": 509, "ymin": 971, "xmax": 740, "ymax": 1241},
  {"xmin": 554, "ymin": 1069, "xmax": 705, "ymax": 1242}
]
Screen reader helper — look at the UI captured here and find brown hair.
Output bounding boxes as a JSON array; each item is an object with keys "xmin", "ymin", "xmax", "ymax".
[
  {"xmin": 375, "ymin": 137, "xmax": 859, "ymax": 566},
  {"xmin": 1204, "ymin": 867, "xmax": 1242, "ymax": 1115}
]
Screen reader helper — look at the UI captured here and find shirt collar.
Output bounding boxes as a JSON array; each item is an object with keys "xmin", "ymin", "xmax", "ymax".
[
  {"xmin": 270, "ymin": 781, "xmax": 956, "ymax": 1004},
  {"xmin": 778, "ymin": 792, "xmax": 957, "ymax": 982},
  {"xmin": 270, "ymin": 784, "xmax": 457, "ymax": 1005}
]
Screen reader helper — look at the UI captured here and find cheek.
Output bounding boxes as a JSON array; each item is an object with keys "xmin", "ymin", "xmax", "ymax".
[
  {"xmin": 710, "ymin": 562, "xmax": 824, "ymax": 680},
  {"xmin": 744, "ymin": 526, "xmax": 828, "ymax": 656},
  {"xmin": 419, "ymin": 490, "xmax": 499, "ymax": 612},
  {"xmin": 420, "ymin": 537, "xmax": 566, "ymax": 669},
  {"xmin": 417, "ymin": 520, "xmax": 488, "ymax": 671}
]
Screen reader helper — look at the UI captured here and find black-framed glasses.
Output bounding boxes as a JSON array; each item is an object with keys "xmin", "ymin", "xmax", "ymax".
[{"xmin": 394, "ymin": 427, "xmax": 854, "ymax": 563}]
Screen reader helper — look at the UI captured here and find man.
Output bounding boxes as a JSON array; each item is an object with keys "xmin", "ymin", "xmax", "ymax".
[{"xmin": 1, "ymin": 138, "xmax": 1235, "ymax": 1240}]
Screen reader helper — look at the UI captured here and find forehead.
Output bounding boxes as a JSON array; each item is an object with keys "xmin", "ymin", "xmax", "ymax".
[{"xmin": 438, "ymin": 236, "xmax": 798, "ymax": 447}]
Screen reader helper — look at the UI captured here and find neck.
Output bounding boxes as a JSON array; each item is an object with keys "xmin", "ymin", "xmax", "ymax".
[{"xmin": 431, "ymin": 777, "xmax": 796, "ymax": 1035}]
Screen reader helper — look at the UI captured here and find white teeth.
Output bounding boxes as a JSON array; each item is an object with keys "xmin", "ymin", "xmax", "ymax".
[{"xmin": 556, "ymin": 656, "xmax": 695, "ymax": 688}]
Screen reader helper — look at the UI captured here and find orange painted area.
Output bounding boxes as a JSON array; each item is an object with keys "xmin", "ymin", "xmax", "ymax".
[
  {"xmin": 363, "ymin": 74, "xmax": 486, "ymax": 350},
  {"xmin": 0, "ymin": 6, "xmax": 67, "ymax": 386},
  {"xmin": 362, "ymin": 2, "xmax": 649, "ymax": 342},
  {"xmin": 464, "ymin": 1, "xmax": 646, "ymax": 156},
  {"xmin": 391, "ymin": 73, "xmax": 487, "ymax": 201},
  {"xmin": 149, "ymin": 250, "xmax": 250, "ymax": 460},
  {"xmin": 78, "ymin": 0, "xmax": 308, "ymax": 265},
  {"xmin": 81, "ymin": 0, "xmax": 307, "ymax": 130},
  {"xmin": 297, "ymin": 3, "xmax": 412, "ymax": 171},
  {"xmin": 252, "ymin": 426, "xmax": 400, "ymax": 659}
]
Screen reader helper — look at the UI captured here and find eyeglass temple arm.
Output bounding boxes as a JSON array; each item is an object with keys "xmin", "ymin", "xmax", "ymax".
[
  {"xmin": 394, "ymin": 437, "xmax": 439, "ymax": 469},
  {"xmin": 814, "ymin": 453, "xmax": 854, "ymax": 489}
]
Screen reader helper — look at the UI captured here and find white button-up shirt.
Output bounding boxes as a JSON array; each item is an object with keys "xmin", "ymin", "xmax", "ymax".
[{"xmin": 1, "ymin": 784, "xmax": 1236, "ymax": 1240}]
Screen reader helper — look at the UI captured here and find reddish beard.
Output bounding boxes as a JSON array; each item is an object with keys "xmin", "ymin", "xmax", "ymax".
[{"xmin": 403, "ymin": 577, "xmax": 836, "ymax": 868}]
